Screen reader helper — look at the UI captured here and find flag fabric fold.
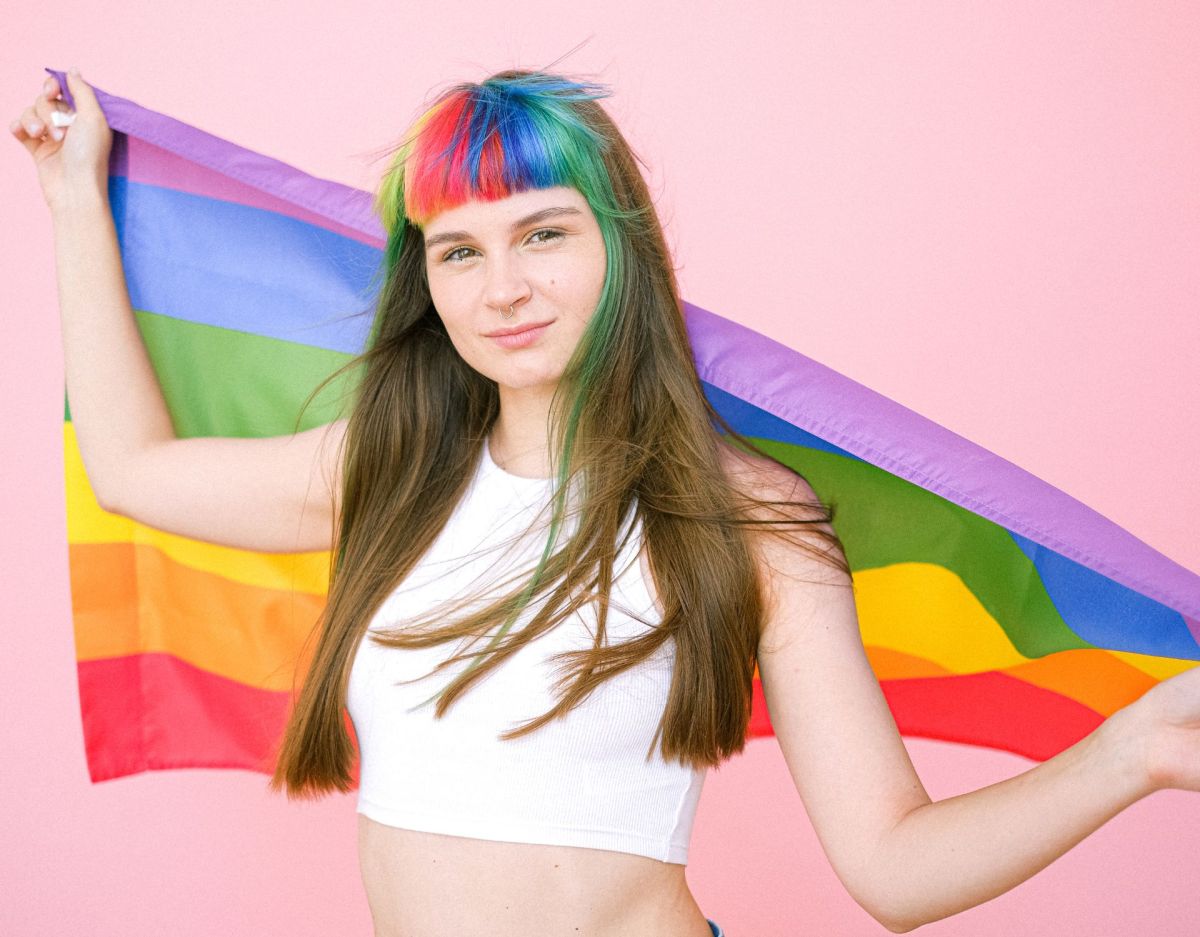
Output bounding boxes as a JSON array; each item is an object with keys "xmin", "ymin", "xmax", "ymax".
[{"xmin": 48, "ymin": 68, "xmax": 1200, "ymax": 784}]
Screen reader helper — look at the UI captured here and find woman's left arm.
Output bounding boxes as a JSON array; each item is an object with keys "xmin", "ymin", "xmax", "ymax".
[{"xmin": 753, "ymin": 472, "xmax": 1200, "ymax": 934}]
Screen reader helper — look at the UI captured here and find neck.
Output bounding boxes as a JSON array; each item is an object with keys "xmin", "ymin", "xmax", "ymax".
[{"xmin": 490, "ymin": 383, "xmax": 560, "ymax": 480}]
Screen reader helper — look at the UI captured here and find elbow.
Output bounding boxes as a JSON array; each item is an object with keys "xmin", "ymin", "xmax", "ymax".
[
  {"xmin": 93, "ymin": 480, "xmax": 126, "ymax": 517},
  {"xmin": 847, "ymin": 878, "xmax": 928, "ymax": 934},
  {"xmin": 77, "ymin": 454, "xmax": 125, "ymax": 515},
  {"xmin": 862, "ymin": 899, "xmax": 924, "ymax": 934},
  {"xmin": 880, "ymin": 915, "xmax": 923, "ymax": 934},
  {"xmin": 844, "ymin": 813, "xmax": 936, "ymax": 933},
  {"xmin": 90, "ymin": 456, "xmax": 144, "ymax": 519}
]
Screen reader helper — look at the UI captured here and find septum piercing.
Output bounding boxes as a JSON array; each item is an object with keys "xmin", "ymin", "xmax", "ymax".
[{"xmin": 501, "ymin": 303, "xmax": 515, "ymax": 319}]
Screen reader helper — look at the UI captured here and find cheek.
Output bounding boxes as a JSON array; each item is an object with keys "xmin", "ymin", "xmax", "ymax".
[
  {"xmin": 552, "ymin": 257, "xmax": 605, "ymax": 320},
  {"xmin": 428, "ymin": 280, "xmax": 468, "ymax": 328},
  {"xmin": 427, "ymin": 291, "xmax": 475, "ymax": 360}
]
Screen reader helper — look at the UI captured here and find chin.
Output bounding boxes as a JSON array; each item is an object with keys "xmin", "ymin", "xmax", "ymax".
[
  {"xmin": 495, "ymin": 373, "xmax": 565, "ymax": 393},
  {"xmin": 488, "ymin": 363, "xmax": 567, "ymax": 392}
]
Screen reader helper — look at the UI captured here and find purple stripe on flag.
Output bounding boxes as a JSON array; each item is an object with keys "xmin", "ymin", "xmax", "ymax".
[
  {"xmin": 45, "ymin": 67, "xmax": 383, "ymax": 241},
  {"xmin": 686, "ymin": 301, "xmax": 1200, "ymax": 621}
]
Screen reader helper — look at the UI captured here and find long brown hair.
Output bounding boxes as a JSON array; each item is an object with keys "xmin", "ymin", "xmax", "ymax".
[{"xmin": 269, "ymin": 69, "xmax": 849, "ymax": 798}]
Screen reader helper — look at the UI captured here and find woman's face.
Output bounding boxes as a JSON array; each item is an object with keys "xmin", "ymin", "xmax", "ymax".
[{"xmin": 422, "ymin": 185, "xmax": 607, "ymax": 394}]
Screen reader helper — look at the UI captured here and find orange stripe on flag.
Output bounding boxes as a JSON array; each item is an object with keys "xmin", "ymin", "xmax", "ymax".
[
  {"xmin": 1001, "ymin": 649, "xmax": 1156, "ymax": 718},
  {"xmin": 70, "ymin": 541, "xmax": 323, "ymax": 691}
]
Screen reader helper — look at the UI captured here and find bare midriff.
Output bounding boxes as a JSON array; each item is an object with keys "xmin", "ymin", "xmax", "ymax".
[{"xmin": 357, "ymin": 815, "xmax": 716, "ymax": 937}]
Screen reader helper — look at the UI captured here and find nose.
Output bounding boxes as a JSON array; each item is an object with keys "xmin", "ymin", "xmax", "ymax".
[{"xmin": 481, "ymin": 251, "xmax": 532, "ymax": 315}]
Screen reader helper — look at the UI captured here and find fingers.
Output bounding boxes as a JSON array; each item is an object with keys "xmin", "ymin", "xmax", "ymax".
[
  {"xmin": 35, "ymin": 93, "xmax": 71, "ymax": 142},
  {"xmin": 9, "ymin": 69, "xmax": 78, "ymax": 150},
  {"xmin": 13, "ymin": 104, "xmax": 46, "ymax": 140},
  {"xmin": 9, "ymin": 110, "xmax": 43, "ymax": 156}
]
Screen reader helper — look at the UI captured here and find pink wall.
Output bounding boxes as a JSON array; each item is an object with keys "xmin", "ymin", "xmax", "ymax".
[{"xmin": 3, "ymin": 3, "xmax": 1197, "ymax": 934}]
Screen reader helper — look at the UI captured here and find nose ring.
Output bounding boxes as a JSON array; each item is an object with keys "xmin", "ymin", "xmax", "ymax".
[{"xmin": 501, "ymin": 303, "xmax": 515, "ymax": 319}]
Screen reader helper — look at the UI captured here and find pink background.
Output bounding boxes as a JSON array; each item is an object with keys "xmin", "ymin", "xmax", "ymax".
[{"xmin": 3, "ymin": 3, "xmax": 1198, "ymax": 935}]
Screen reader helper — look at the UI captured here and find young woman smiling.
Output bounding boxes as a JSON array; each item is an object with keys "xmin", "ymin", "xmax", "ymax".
[{"xmin": 15, "ymin": 65, "xmax": 1200, "ymax": 937}]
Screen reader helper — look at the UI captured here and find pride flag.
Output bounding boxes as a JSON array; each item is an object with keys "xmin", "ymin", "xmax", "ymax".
[{"xmin": 49, "ymin": 68, "xmax": 1200, "ymax": 784}]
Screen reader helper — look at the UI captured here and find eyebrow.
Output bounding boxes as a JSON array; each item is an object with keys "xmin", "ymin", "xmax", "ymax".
[{"xmin": 423, "ymin": 206, "xmax": 584, "ymax": 253}]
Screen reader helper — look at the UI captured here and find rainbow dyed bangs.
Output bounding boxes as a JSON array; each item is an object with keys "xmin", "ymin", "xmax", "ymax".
[{"xmin": 374, "ymin": 72, "xmax": 614, "ymax": 232}]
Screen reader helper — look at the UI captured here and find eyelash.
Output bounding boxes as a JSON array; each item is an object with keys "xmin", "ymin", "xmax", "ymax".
[{"xmin": 440, "ymin": 228, "xmax": 564, "ymax": 264}]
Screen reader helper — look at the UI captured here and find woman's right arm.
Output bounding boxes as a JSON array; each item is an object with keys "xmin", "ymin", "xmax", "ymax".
[{"xmin": 15, "ymin": 69, "xmax": 347, "ymax": 555}]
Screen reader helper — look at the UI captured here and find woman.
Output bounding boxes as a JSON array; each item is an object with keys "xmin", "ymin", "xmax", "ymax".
[{"xmin": 13, "ymin": 66, "xmax": 1200, "ymax": 937}]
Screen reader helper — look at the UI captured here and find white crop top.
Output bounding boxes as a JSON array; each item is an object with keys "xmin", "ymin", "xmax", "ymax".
[{"xmin": 346, "ymin": 438, "xmax": 707, "ymax": 865}]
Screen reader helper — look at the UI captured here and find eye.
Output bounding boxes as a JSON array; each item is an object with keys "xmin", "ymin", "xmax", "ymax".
[
  {"xmin": 441, "ymin": 245, "xmax": 479, "ymax": 264},
  {"xmin": 528, "ymin": 228, "xmax": 564, "ymax": 245}
]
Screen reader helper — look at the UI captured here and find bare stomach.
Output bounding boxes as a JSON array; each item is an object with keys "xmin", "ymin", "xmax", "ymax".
[{"xmin": 357, "ymin": 814, "xmax": 715, "ymax": 937}]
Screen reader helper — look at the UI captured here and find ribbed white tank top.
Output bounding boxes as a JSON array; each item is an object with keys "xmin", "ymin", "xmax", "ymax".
[{"xmin": 346, "ymin": 439, "xmax": 706, "ymax": 865}]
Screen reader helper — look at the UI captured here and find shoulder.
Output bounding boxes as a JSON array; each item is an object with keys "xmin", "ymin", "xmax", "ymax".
[
  {"xmin": 717, "ymin": 439, "xmax": 800, "ymax": 495},
  {"xmin": 714, "ymin": 438, "xmax": 852, "ymax": 637},
  {"xmin": 714, "ymin": 438, "xmax": 829, "ymax": 531}
]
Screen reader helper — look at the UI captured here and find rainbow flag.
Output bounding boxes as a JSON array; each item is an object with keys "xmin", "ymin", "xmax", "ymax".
[{"xmin": 49, "ymin": 68, "xmax": 1200, "ymax": 784}]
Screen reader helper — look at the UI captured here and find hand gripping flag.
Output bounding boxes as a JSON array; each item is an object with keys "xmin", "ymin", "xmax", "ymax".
[{"xmin": 48, "ymin": 69, "xmax": 1200, "ymax": 784}]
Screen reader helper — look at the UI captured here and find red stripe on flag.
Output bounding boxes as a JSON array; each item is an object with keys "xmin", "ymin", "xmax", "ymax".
[
  {"xmin": 748, "ymin": 671, "xmax": 1105, "ymax": 762},
  {"xmin": 79, "ymin": 654, "xmax": 293, "ymax": 782}
]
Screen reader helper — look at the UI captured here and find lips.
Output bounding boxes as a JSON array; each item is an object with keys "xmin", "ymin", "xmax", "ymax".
[
  {"xmin": 486, "ymin": 320, "xmax": 553, "ymax": 350},
  {"xmin": 483, "ymin": 319, "xmax": 554, "ymax": 338}
]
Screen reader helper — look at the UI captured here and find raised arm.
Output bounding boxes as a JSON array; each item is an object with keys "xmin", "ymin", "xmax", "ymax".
[
  {"xmin": 15, "ymin": 69, "xmax": 348, "ymax": 554},
  {"xmin": 748, "ymin": 460, "xmax": 1198, "ymax": 933}
]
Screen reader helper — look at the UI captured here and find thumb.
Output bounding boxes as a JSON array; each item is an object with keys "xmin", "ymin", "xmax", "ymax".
[{"xmin": 63, "ymin": 66, "xmax": 101, "ymax": 115}]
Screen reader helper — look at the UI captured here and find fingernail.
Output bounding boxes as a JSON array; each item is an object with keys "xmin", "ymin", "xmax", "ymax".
[
  {"xmin": 50, "ymin": 111, "xmax": 76, "ymax": 128},
  {"xmin": 51, "ymin": 128, "xmax": 64, "ymax": 141},
  {"xmin": 30, "ymin": 120, "xmax": 43, "ymax": 133}
]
